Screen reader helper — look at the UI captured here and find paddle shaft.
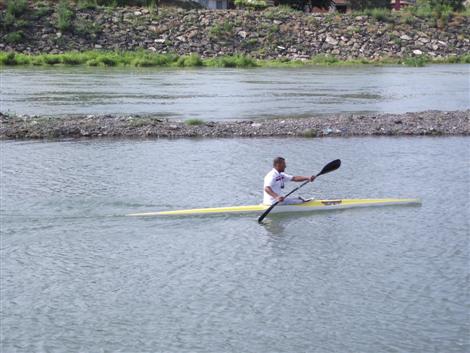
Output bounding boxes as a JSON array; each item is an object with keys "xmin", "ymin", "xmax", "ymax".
[{"xmin": 257, "ymin": 159, "xmax": 341, "ymax": 223}]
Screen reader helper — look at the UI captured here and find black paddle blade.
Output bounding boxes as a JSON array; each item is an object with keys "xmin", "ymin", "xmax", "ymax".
[
  {"xmin": 316, "ymin": 159, "xmax": 341, "ymax": 177},
  {"xmin": 258, "ymin": 202, "xmax": 279, "ymax": 224}
]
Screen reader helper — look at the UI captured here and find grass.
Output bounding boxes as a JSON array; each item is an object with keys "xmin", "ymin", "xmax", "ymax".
[
  {"xmin": 56, "ymin": 0, "xmax": 74, "ymax": 32},
  {"xmin": 352, "ymin": 8, "xmax": 395, "ymax": 22},
  {"xmin": 208, "ymin": 21, "xmax": 234, "ymax": 39},
  {"xmin": 185, "ymin": 118, "xmax": 205, "ymax": 126},
  {"xmin": 1, "ymin": 51, "xmax": 469, "ymax": 68}
]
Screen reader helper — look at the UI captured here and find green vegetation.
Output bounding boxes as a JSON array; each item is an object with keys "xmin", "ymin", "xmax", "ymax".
[
  {"xmin": 32, "ymin": 4, "xmax": 52, "ymax": 19},
  {"xmin": 176, "ymin": 54, "xmax": 203, "ymax": 67},
  {"xmin": 4, "ymin": 31, "xmax": 24, "ymax": 44},
  {"xmin": 205, "ymin": 54, "xmax": 258, "ymax": 68},
  {"xmin": 6, "ymin": 0, "xmax": 28, "ymax": 17},
  {"xmin": 185, "ymin": 119, "xmax": 205, "ymax": 126},
  {"xmin": 263, "ymin": 5, "xmax": 299, "ymax": 20},
  {"xmin": 2, "ymin": 0, "xmax": 29, "ymax": 29},
  {"xmin": 208, "ymin": 21, "xmax": 235, "ymax": 39},
  {"xmin": 1, "ymin": 51, "xmax": 469, "ymax": 68},
  {"xmin": 352, "ymin": 8, "xmax": 394, "ymax": 22},
  {"xmin": 74, "ymin": 20, "xmax": 102, "ymax": 36},
  {"xmin": 234, "ymin": 0, "xmax": 268, "ymax": 10},
  {"xmin": 77, "ymin": 0, "xmax": 98, "ymax": 10},
  {"xmin": 56, "ymin": 0, "xmax": 74, "ymax": 32}
]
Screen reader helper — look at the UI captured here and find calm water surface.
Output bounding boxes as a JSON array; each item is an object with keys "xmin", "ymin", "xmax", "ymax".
[
  {"xmin": 1, "ymin": 137, "xmax": 469, "ymax": 352},
  {"xmin": 1, "ymin": 64, "xmax": 469, "ymax": 119}
]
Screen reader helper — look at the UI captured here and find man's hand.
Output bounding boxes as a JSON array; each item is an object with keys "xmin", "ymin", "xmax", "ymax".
[
  {"xmin": 310, "ymin": 175, "xmax": 316, "ymax": 182},
  {"xmin": 276, "ymin": 196, "xmax": 285, "ymax": 203}
]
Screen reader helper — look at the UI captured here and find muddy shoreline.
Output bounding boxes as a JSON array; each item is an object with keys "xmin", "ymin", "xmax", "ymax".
[{"xmin": 1, "ymin": 110, "xmax": 469, "ymax": 140}]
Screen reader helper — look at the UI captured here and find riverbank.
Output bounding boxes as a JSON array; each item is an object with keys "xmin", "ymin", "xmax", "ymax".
[
  {"xmin": 1, "ymin": 110, "xmax": 468, "ymax": 139},
  {"xmin": 2, "ymin": 50, "xmax": 469, "ymax": 67},
  {"xmin": 1, "ymin": 5, "xmax": 469, "ymax": 62}
]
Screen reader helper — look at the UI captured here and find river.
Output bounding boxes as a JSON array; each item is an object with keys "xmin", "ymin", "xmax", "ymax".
[
  {"xmin": 1, "ymin": 136, "xmax": 468, "ymax": 352},
  {"xmin": 1, "ymin": 64, "xmax": 469, "ymax": 119}
]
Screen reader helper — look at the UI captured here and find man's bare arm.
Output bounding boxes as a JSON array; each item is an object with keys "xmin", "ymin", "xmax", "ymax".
[{"xmin": 292, "ymin": 176, "xmax": 316, "ymax": 182}]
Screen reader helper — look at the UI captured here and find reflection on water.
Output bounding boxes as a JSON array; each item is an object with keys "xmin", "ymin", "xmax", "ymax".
[{"xmin": 2, "ymin": 65, "xmax": 469, "ymax": 119}]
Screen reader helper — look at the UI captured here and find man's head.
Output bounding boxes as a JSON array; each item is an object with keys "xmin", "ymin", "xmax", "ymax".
[{"xmin": 273, "ymin": 157, "xmax": 286, "ymax": 172}]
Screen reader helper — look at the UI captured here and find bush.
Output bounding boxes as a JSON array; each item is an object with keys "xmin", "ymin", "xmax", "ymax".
[
  {"xmin": 176, "ymin": 54, "xmax": 203, "ymax": 67},
  {"xmin": 234, "ymin": 0, "xmax": 268, "ymax": 10},
  {"xmin": 4, "ymin": 31, "xmax": 23, "ymax": 44},
  {"xmin": 61, "ymin": 53, "xmax": 85, "ymax": 65},
  {"xmin": 209, "ymin": 21, "xmax": 234, "ymax": 38},
  {"xmin": 74, "ymin": 20, "xmax": 102, "ymax": 36},
  {"xmin": 32, "ymin": 5, "xmax": 52, "ymax": 19},
  {"xmin": 3, "ymin": 11, "xmax": 16, "ymax": 28},
  {"xmin": 0, "ymin": 52, "xmax": 18, "ymax": 65},
  {"xmin": 6, "ymin": 0, "xmax": 28, "ymax": 17},
  {"xmin": 207, "ymin": 54, "xmax": 258, "ymax": 68},
  {"xmin": 43, "ymin": 54, "xmax": 62, "ymax": 65},
  {"xmin": 56, "ymin": 0, "xmax": 74, "ymax": 32},
  {"xmin": 367, "ymin": 8, "xmax": 394, "ymax": 21},
  {"xmin": 77, "ymin": 0, "xmax": 98, "ymax": 10},
  {"xmin": 263, "ymin": 5, "xmax": 299, "ymax": 19},
  {"xmin": 403, "ymin": 55, "xmax": 429, "ymax": 67},
  {"xmin": 185, "ymin": 119, "xmax": 205, "ymax": 126}
]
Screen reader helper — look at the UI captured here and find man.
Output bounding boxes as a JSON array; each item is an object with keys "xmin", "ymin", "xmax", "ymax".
[{"xmin": 263, "ymin": 157, "xmax": 315, "ymax": 205}]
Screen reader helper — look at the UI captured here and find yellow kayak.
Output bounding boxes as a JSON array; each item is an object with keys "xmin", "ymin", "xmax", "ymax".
[{"xmin": 127, "ymin": 198, "xmax": 421, "ymax": 217}]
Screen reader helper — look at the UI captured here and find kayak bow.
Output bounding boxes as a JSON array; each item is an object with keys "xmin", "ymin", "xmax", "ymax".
[{"xmin": 127, "ymin": 198, "xmax": 421, "ymax": 217}]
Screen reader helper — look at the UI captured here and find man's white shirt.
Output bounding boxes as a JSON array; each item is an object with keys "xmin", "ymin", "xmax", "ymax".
[{"xmin": 263, "ymin": 168, "xmax": 293, "ymax": 205}]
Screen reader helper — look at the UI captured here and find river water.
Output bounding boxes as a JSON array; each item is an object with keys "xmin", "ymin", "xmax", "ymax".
[
  {"xmin": 1, "ymin": 136, "xmax": 469, "ymax": 352},
  {"xmin": 1, "ymin": 64, "xmax": 469, "ymax": 119}
]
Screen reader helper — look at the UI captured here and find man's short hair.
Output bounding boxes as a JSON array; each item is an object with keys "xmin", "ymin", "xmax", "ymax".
[{"xmin": 273, "ymin": 157, "xmax": 285, "ymax": 166}]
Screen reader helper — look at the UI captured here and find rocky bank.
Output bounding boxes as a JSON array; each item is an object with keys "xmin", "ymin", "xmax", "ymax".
[
  {"xmin": 1, "ymin": 110, "xmax": 468, "ymax": 139},
  {"xmin": 1, "ymin": 6, "xmax": 469, "ymax": 60}
]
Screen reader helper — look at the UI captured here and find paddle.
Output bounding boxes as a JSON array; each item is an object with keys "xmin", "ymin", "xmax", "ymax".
[{"xmin": 257, "ymin": 159, "xmax": 341, "ymax": 224}]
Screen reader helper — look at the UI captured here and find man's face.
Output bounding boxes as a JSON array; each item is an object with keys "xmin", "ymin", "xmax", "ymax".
[{"xmin": 275, "ymin": 160, "xmax": 286, "ymax": 172}]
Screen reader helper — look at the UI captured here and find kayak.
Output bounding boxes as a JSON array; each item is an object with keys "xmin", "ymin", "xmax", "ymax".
[{"xmin": 127, "ymin": 198, "xmax": 421, "ymax": 217}]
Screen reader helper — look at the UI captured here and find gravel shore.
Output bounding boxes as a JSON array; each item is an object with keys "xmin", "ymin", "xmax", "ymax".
[{"xmin": 1, "ymin": 110, "xmax": 469, "ymax": 140}]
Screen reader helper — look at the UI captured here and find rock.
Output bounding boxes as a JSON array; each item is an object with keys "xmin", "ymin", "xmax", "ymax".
[
  {"xmin": 400, "ymin": 34, "xmax": 412, "ymax": 41},
  {"xmin": 326, "ymin": 35, "xmax": 338, "ymax": 45},
  {"xmin": 413, "ymin": 49, "xmax": 423, "ymax": 55},
  {"xmin": 238, "ymin": 31, "xmax": 248, "ymax": 39}
]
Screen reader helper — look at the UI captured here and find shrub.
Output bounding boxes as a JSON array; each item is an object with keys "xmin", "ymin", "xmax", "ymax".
[
  {"xmin": 263, "ymin": 5, "xmax": 298, "ymax": 19},
  {"xmin": 61, "ymin": 53, "xmax": 85, "ymax": 65},
  {"xmin": 7, "ymin": 0, "xmax": 28, "ymax": 17},
  {"xmin": 74, "ymin": 20, "xmax": 102, "ymax": 36},
  {"xmin": 208, "ymin": 54, "xmax": 257, "ymax": 68},
  {"xmin": 0, "ymin": 52, "xmax": 18, "ymax": 65},
  {"xmin": 56, "ymin": 0, "xmax": 74, "ymax": 32},
  {"xmin": 43, "ymin": 54, "xmax": 62, "ymax": 65},
  {"xmin": 176, "ymin": 54, "xmax": 203, "ymax": 67},
  {"xmin": 234, "ymin": 0, "xmax": 268, "ymax": 10},
  {"xmin": 369, "ymin": 8, "xmax": 394, "ymax": 21},
  {"xmin": 403, "ymin": 55, "xmax": 429, "ymax": 66},
  {"xmin": 4, "ymin": 31, "xmax": 23, "ymax": 44},
  {"xmin": 209, "ymin": 21, "xmax": 234, "ymax": 38},
  {"xmin": 33, "ymin": 5, "xmax": 52, "ymax": 19},
  {"xmin": 77, "ymin": 0, "xmax": 98, "ymax": 10},
  {"xmin": 185, "ymin": 119, "xmax": 205, "ymax": 126}
]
